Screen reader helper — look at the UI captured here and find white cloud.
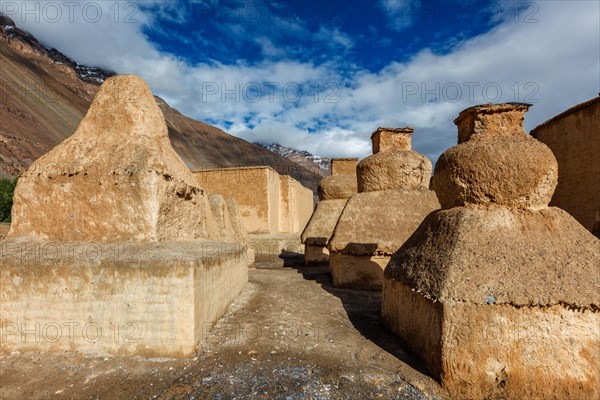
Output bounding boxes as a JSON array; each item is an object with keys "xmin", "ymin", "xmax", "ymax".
[
  {"xmin": 378, "ymin": 0, "xmax": 420, "ymax": 32},
  {"xmin": 314, "ymin": 26, "xmax": 354, "ymax": 51},
  {"xmin": 255, "ymin": 37, "xmax": 284, "ymax": 58},
  {"xmin": 4, "ymin": 0, "xmax": 599, "ymax": 163}
]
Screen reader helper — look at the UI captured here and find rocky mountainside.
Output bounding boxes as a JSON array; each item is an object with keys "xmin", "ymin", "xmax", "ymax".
[
  {"xmin": 0, "ymin": 15, "xmax": 115, "ymax": 85},
  {"xmin": 255, "ymin": 142, "xmax": 331, "ymax": 176},
  {"xmin": 0, "ymin": 15, "xmax": 321, "ymax": 192}
]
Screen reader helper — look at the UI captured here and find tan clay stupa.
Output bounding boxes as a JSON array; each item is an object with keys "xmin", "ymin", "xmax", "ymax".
[
  {"xmin": 8, "ymin": 75, "xmax": 220, "ymax": 243},
  {"xmin": 327, "ymin": 127, "xmax": 440, "ymax": 289},
  {"xmin": 382, "ymin": 103, "xmax": 600, "ymax": 399},
  {"xmin": 301, "ymin": 158, "xmax": 358, "ymax": 266},
  {"xmin": 1, "ymin": 75, "xmax": 250, "ymax": 357}
]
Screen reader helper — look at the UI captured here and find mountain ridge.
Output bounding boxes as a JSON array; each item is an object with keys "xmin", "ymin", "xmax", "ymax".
[
  {"xmin": 0, "ymin": 15, "xmax": 321, "ymax": 192},
  {"xmin": 254, "ymin": 142, "xmax": 331, "ymax": 176}
]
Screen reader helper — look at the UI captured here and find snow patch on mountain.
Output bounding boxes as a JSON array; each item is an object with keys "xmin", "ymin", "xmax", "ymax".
[
  {"xmin": 1, "ymin": 14, "xmax": 114, "ymax": 84},
  {"xmin": 255, "ymin": 142, "xmax": 331, "ymax": 176}
]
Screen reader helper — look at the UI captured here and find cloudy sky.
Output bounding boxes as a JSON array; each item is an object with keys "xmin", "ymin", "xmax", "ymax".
[{"xmin": 5, "ymin": 0, "xmax": 599, "ymax": 161}]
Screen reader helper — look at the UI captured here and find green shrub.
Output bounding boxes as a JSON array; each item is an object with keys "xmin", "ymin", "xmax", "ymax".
[{"xmin": 0, "ymin": 178, "xmax": 17, "ymax": 223}]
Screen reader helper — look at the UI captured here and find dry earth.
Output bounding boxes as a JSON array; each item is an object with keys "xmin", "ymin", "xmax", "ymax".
[{"xmin": 0, "ymin": 255, "xmax": 446, "ymax": 400}]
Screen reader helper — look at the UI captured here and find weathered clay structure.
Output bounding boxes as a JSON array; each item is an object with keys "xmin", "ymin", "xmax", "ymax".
[
  {"xmin": 328, "ymin": 128, "xmax": 439, "ymax": 290},
  {"xmin": 207, "ymin": 193, "xmax": 255, "ymax": 264},
  {"xmin": 382, "ymin": 104, "xmax": 600, "ymax": 399},
  {"xmin": 0, "ymin": 223, "xmax": 8, "ymax": 240},
  {"xmin": 194, "ymin": 166, "xmax": 313, "ymax": 259},
  {"xmin": 1, "ymin": 75, "xmax": 250, "ymax": 357},
  {"xmin": 301, "ymin": 158, "xmax": 358, "ymax": 266},
  {"xmin": 531, "ymin": 96, "xmax": 600, "ymax": 236},
  {"xmin": 208, "ymin": 193, "xmax": 248, "ymax": 244}
]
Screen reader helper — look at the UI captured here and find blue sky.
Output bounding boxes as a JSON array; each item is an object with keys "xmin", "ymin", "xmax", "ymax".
[
  {"xmin": 142, "ymin": 1, "xmax": 497, "ymax": 70},
  {"xmin": 6, "ymin": 0, "xmax": 600, "ymax": 162}
]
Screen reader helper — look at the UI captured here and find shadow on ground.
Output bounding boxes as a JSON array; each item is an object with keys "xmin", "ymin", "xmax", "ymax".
[{"xmin": 278, "ymin": 253, "xmax": 432, "ymax": 378}]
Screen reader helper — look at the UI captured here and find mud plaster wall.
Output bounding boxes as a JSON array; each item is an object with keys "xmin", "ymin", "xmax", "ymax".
[
  {"xmin": 531, "ymin": 99, "xmax": 600, "ymax": 233},
  {"xmin": 0, "ymin": 243, "xmax": 248, "ymax": 357},
  {"xmin": 195, "ymin": 168, "xmax": 272, "ymax": 233},
  {"xmin": 291, "ymin": 178, "xmax": 314, "ymax": 234},
  {"xmin": 382, "ymin": 280, "xmax": 599, "ymax": 400},
  {"xmin": 279, "ymin": 175, "xmax": 292, "ymax": 233},
  {"xmin": 194, "ymin": 168, "xmax": 313, "ymax": 235},
  {"xmin": 268, "ymin": 171, "xmax": 281, "ymax": 234}
]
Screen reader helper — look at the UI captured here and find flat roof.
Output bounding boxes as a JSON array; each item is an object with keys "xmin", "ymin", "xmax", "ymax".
[
  {"xmin": 531, "ymin": 96, "xmax": 599, "ymax": 135},
  {"xmin": 192, "ymin": 166, "xmax": 275, "ymax": 173}
]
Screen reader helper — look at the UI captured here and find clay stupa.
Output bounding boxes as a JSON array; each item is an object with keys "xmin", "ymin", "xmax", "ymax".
[
  {"xmin": 301, "ymin": 158, "xmax": 358, "ymax": 266},
  {"xmin": 328, "ymin": 127, "xmax": 440, "ymax": 290},
  {"xmin": 382, "ymin": 103, "xmax": 600, "ymax": 399}
]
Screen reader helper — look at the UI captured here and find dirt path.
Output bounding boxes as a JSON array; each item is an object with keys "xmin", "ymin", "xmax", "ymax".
[{"xmin": 0, "ymin": 255, "xmax": 446, "ymax": 399}]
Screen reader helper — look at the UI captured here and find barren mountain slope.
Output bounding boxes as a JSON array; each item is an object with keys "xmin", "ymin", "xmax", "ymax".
[
  {"xmin": 158, "ymin": 100, "xmax": 321, "ymax": 191},
  {"xmin": 0, "ymin": 21, "xmax": 95, "ymax": 170},
  {"xmin": 0, "ymin": 16, "xmax": 320, "ymax": 191}
]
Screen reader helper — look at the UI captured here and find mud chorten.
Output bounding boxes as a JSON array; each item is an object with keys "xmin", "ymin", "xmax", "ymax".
[
  {"xmin": 328, "ymin": 128, "xmax": 439, "ymax": 290},
  {"xmin": 382, "ymin": 104, "xmax": 600, "ymax": 399},
  {"xmin": 8, "ymin": 75, "xmax": 219, "ymax": 243},
  {"xmin": 317, "ymin": 158, "xmax": 358, "ymax": 201},
  {"xmin": 301, "ymin": 158, "xmax": 358, "ymax": 266},
  {"xmin": 208, "ymin": 194, "xmax": 248, "ymax": 243},
  {"xmin": 1, "ymin": 75, "xmax": 250, "ymax": 357},
  {"xmin": 226, "ymin": 197, "xmax": 250, "ymax": 245},
  {"xmin": 207, "ymin": 193, "xmax": 255, "ymax": 264}
]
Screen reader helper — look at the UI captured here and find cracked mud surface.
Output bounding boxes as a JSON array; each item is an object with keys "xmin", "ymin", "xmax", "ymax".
[{"xmin": 0, "ymin": 255, "xmax": 445, "ymax": 399}]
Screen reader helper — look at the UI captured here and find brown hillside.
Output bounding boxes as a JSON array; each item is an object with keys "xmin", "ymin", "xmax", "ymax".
[{"xmin": 0, "ymin": 16, "xmax": 321, "ymax": 192}]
